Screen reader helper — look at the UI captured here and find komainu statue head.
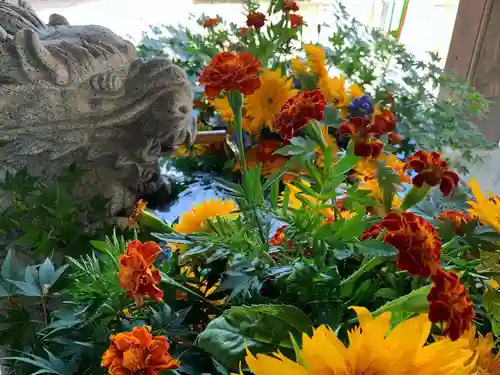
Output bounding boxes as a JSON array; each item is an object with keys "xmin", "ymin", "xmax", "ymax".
[{"xmin": 0, "ymin": 0, "xmax": 195, "ymax": 216}]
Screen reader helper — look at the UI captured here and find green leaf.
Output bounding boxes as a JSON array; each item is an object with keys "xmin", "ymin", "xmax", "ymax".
[
  {"xmin": 355, "ymin": 240, "xmax": 398, "ymax": 257},
  {"xmin": 196, "ymin": 304, "xmax": 313, "ymax": 368},
  {"xmin": 372, "ymin": 285, "xmax": 432, "ymax": 316},
  {"xmin": 401, "ymin": 185, "xmax": 431, "ymax": 211},
  {"xmin": 376, "ymin": 162, "xmax": 400, "ymax": 213},
  {"xmin": 39, "ymin": 259, "xmax": 55, "ymax": 289},
  {"xmin": 1, "ymin": 249, "xmax": 25, "ymax": 296},
  {"xmin": 484, "ymin": 287, "xmax": 500, "ymax": 337},
  {"xmin": 9, "ymin": 280, "xmax": 41, "ymax": 296},
  {"xmin": 262, "ymin": 167, "xmax": 287, "ymax": 192},
  {"xmin": 332, "ymin": 151, "xmax": 359, "ymax": 176}
]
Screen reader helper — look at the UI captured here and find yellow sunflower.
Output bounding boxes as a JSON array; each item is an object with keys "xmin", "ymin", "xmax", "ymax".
[
  {"xmin": 245, "ymin": 69, "xmax": 297, "ymax": 132},
  {"xmin": 210, "ymin": 96, "xmax": 234, "ymax": 122},
  {"xmin": 467, "ymin": 179, "xmax": 500, "ymax": 232},
  {"xmin": 318, "ymin": 75, "xmax": 346, "ymax": 106},
  {"xmin": 461, "ymin": 326, "xmax": 500, "ymax": 374},
  {"xmin": 234, "ymin": 307, "xmax": 475, "ymax": 375},
  {"xmin": 173, "ymin": 199, "xmax": 239, "ymax": 234},
  {"xmin": 304, "ymin": 44, "xmax": 327, "ymax": 77},
  {"xmin": 290, "ymin": 57, "xmax": 308, "ymax": 75},
  {"xmin": 349, "ymin": 82, "xmax": 364, "ymax": 99}
]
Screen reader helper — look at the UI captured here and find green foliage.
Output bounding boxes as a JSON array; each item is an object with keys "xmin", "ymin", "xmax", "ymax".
[
  {"xmin": 0, "ymin": 164, "xmax": 109, "ymax": 257},
  {"xmin": 326, "ymin": 3, "xmax": 491, "ymax": 170},
  {"xmin": 196, "ymin": 304, "xmax": 313, "ymax": 368}
]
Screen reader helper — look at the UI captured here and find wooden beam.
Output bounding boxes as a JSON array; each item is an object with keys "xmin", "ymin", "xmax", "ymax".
[
  {"xmin": 444, "ymin": 0, "xmax": 493, "ymax": 79},
  {"xmin": 193, "ymin": 130, "xmax": 227, "ymax": 145}
]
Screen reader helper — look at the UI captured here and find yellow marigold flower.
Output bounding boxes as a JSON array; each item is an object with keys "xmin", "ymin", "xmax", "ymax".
[
  {"xmin": 245, "ymin": 69, "xmax": 297, "ymax": 132},
  {"xmin": 283, "ymin": 180, "xmax": 318, "ymax": 209},
  {"xmin": 172, "ymin": 145, "xmax": 188, "ymax": 157},
  {"xmin": 235, "ymin": 307, "xmax": 475, "ymax": 375},
  {"xmin": 304, "ymin": 44, "xmax": 327, "ymax": 77},
  {"xmin": 173, "ymin": 199, "xmax": 239, "ymax": 235},
  {"xmin": 467, "ymin": 179, "xmax": 500, "ymax": 232},
  {"xmin": 461, "ymin": 326, "xmax": 500, "ymax": 374},
  {"xmin": 180, "ymin": 266, "xmax": 221, "ymax": 298},
  {"xmin": 354, "ymin": 153, "xmax": 411, "ymax": 184},
  {"xmin": 290, "ymin": 57, "xmax": 308, "ymax": 75},
  {"xmin": 210, "ymin": 96, "xmax": 234, "ymax": 122},
  {"xmin": 359, "ymin": 179, "xmax": 402, "ymax": 208},
  {"xmin": 489, "ymin": 279, "xmax": 500, "ymax": 290},
  {"xmin": 315, "ymin": 126, "xmax": 340, "ymax": 168}
]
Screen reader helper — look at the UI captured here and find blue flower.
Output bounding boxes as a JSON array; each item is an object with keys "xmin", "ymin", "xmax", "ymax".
[
  {"xmin": 233, "ymin": 130, "xmax": 252, "ymax": 150},
  {"xmin": 292, "ymin": 76, "xmax": 302, "ymax": 90},
  {"xmin": 348, "ymin": 94, "xmax": 373, "ymax": 117}
]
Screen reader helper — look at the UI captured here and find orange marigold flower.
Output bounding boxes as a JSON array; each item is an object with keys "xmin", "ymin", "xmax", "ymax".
[
  {"xmin": 247, "ymin": 12, "xmax": 266, "ymax": 29},
  {"xmin": 361, "ymin": 212, "xmax": 442, "ymax": 277},
  {"xmin": 118, "ymin": 240, "xmax": 163, "ymax": 307},
  {"xmin": 274, "ymin": 90, "xmax": 326, "ymax": 140},
  {"xmin": 405, "ymin": 150, "xmax": 460, "ymax": 197},
  {"xmin": 199, "ymin": 52, "xmax": 261, "ymax": 98},
  {"xmin": 438, "ymin": 210, "xmax": 472, "ymax": 235},
  {"xmin": 239, "ymin": 27, "xmax": 249, "ymax": 36},
  {"xmin": 202, "ymin": 17, "xmax": 220, "ymax": 28},
  {"xmin": 354, "ymin": 139, "xmax": 383, "ymax": 158},
  {"xmin": 101, "ymin": 326, "xmax": 179, "ymax": 375},
  {"xmin": 388, "ymin": 132, "xmax": 403, "ymax": 144},
  {"xmin": 289, "ymin": 14, "xmax": 303, "ymax": 28},
  {"xmin": 283, "ymin": 0, "xmax": 299, "ymax": 11},
  {"xmin": 428, "ymin": 268, "xmax": 475, "ymax": 341}
]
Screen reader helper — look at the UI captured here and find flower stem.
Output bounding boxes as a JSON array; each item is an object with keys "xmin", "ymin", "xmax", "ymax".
[{"xmin": 228, "ymin": 90, "xmax": 246, "ymax": 172}]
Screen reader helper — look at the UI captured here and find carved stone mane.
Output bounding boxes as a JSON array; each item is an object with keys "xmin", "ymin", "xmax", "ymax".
[{"xmin": 0, "ymin": 0, "xmax": 194, "ymax": 216}]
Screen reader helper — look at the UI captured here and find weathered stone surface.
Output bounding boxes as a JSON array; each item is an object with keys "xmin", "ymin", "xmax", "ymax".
[{"xmin": 0, "ymin": 0, "xmax": 194, "ymax": 216}]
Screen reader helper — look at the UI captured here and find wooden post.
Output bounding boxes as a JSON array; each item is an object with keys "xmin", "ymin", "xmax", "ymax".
[{"xmin": 444, "ymin": 0, "xmax": 500, "ymax": 141}]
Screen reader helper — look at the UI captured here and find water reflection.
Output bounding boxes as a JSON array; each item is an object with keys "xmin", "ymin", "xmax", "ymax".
[{"xmin": 155, "ymin": 170, "xmax": 227, "ymax": 224}]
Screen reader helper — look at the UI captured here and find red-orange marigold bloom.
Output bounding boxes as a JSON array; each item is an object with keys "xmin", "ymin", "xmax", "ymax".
[
  {"xmin": 438, "ymin": 210, "xmax": 472, "ymax": 235},
  {"xmin": 289, "ymin": 14, "xmax": 303, "ymax": 28},
  {"xmin": 339, "ymin": 111, "xmax": 396, "ymax": 139},
  {"xmin": 127, "ymin": 199, "xmax": 148, "ymax": 228},
  {"xmin": 118, "ymin": 240, "xmax": 163, "ymax": 307},
  {"xmin": 269, "ymin": 225, "xmax": 293, "ymax": 248},
  {"xmin": 202, "ymin": 17, "xmax": 220, "ymax": 28},
  {"xmin": 405, "ymin": 150, "xmax": 460, "ymax": 197},
  {"xmin": 388, "ymin": 132, "xmax": 403, "ymax": 144},
  {"xmin": 428, "ymin": 268, "xmax": 475, "ymax": 341},
  {"xmin": 239, "ymin": 27, "xmax": 249, "ymax": 36},
  {"xmin": 101, "ymin": 326, "xmax": 179, "ymax": 375},
  {"xmin": 274, "ymin": 90, "xmax": 326, "ymax": 140},
  {"xmin": 199, "ymin": 52, "xmax": 261, "ymax": 98},
  {"xmin": 354, "ymin": 139, "xmax": 383, "ymax": 158},
  {"xmin": 283, "ymin": 0, "xmax": 299, "ymax": 11},
  {"xmin": 257, "ymin": 140, "xmax": 282, "ymax": 163},
  {"xmin": 247, "ymin": 12, "xmax": 266, "ymax": 29},
  {"xmin": 361, "ymin": 212, "xmax": 442, "ymax": 277}
]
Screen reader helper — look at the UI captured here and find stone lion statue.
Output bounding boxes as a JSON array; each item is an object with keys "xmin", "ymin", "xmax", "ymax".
[{"xmin": 0, "ymin": 0, "xmax": 194, "ymax": 217}]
